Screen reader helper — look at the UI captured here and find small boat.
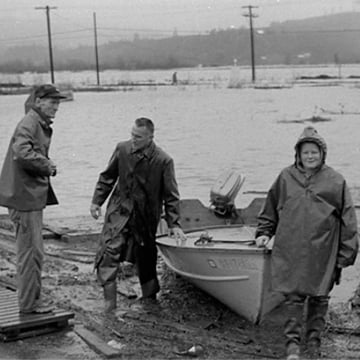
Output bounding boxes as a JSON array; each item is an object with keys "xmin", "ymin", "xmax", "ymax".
[{"xmin": 156, "ymin": 171, "xmax": 284, "ymax": 324}]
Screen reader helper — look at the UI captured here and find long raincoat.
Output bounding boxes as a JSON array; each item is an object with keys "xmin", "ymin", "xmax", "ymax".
[
  {"xmin": 256, "ymin": 128, "xmax": 358, "ymax": 296},
  {"xmin": 0, "ymin": 106, "xmax": 58, "ymax": 312},
  {"xmin": 92, "ymin": 140, "xmax": 181, "ymax": 294},
  {"xmin": 0, "ymin": 108, "xmax": 58, "ymax": 210}
]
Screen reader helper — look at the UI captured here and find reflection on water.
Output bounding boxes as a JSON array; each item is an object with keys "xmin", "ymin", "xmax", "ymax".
[{"xmin": 1, "ymin": 78, "xmax": 360, "ymax": 219}]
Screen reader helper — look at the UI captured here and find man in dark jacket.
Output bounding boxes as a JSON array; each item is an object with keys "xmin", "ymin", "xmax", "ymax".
[
  {"xmin": 0, "ymin": 84, "xmax": 66, "ymax": 314},
  {"xmin": 90, "ymin": 117, "xmax": 186, "ymax": 312}
]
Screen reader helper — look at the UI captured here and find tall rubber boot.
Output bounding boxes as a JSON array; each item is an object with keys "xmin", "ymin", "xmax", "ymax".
[
  {"xmin": 305, "ymin": 296, "xmax": 329, "ymax": 359},
  {"xmin": 103, "ymin": 282, "xmax": 117, "ymax": 313},
  {"xmin": 286, "ymin": 343, "xmax": 300, "ymax": 360},
  {"xmin": 284, "ymin": 299, "xmax": 304, "ymax": 360}
]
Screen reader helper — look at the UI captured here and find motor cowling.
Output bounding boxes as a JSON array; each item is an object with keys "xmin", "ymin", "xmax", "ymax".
[{"xmin": 210, "ymin": 170, "xmax": 244, "ymax": 216}]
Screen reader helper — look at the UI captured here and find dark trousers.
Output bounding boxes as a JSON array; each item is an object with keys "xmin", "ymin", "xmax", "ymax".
[
  {"xmin": 9, "ymin": 209, "xmax": 44, "ymax": 312},
  {"xmin": 96, "ymin": 229, "xmax": 159, "ymax": 298}
]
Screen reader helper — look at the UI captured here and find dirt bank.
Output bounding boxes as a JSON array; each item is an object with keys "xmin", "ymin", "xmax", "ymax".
[{"xmin": 1, "ymin": 235, "xmax": 360, "ymax": 360}]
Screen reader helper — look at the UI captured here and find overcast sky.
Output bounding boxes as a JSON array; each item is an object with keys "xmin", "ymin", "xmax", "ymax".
[{"xmin": 0, "ymin": 0, "xmax": 358, "ymax": 48}]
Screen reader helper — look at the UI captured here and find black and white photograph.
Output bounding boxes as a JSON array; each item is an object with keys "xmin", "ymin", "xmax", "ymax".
[{"xmin": 0, "ymin": 1, "xmax": 360, "ymax": 359}]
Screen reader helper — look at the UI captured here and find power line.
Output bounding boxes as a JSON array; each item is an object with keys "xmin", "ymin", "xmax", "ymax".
[{"xmin": 2, "ymin": 22, "xmax": 360, "ymax": 45}]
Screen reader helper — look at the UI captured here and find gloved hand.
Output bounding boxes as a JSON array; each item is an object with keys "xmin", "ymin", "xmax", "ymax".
[
  {"xmin": 90, "ymin": 203, "xmax": 101, "ymax": 219},
  {"xmin": 255, "ymin": 235, "xmax": 270, "ymax": 248},
  {"xmin": 334, "ymin": 266, "xmax": 342, "ymax": 285}
]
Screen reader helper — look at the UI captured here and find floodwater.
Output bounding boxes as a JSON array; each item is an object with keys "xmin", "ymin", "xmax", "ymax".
[
  {"xmin": 1, "ymin": 68, "xmax": 360, "ymax": 216},
  {"xmin": 1, "ymin": 66, "xmax": 360, "ymax": 306}
]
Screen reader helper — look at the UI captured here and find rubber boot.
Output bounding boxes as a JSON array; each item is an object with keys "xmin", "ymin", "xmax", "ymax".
[
  {"xmin": 286, "ymin": 342, "xmax": 300, "ymax": 360},
  {"xmin": 103, "ymin": 282, "xmax": 117, "ymax": 313},
  {"xmin": 284, "ymin": 299, "xmax": 304, "ymax": 360},
  {"xmin": 305, "ymin": 296, "xmax": 328, "ymax": 359}
]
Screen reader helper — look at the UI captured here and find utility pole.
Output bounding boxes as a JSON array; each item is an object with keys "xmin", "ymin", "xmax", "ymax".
[
  {"xmin": 35, "ymin": 5, "xmax": 57, "ymax": 84},
  {"xmin": 93, "ymin": 12, "xmax": 100, "ymax": 86},
  {"xmin": 242, "ymin": 5, "xmax": 258, "ymax": 83}
]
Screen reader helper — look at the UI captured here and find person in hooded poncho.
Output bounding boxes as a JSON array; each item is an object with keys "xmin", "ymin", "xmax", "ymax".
[{"xmin": 255, "ymin": 126, "xmax": 358, "ymax": 360}]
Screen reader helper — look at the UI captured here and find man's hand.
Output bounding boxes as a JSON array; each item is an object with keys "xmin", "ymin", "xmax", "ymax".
[
  {"xmin": 49, "ymin": 160, "xmax": 57, "ymax": 177},
  {"xmin": 90, "ymin": 203, "xmax": 101, "ymax": 219},
  {"xmin": 255, "ymin": 235, "xmax": 271, "ymax": 248},
  {"xmin": 169, "ymin": 227, "xmax": 186, "ymax": 245},
  {"xmin": 334, "ymin": 266, "xmax": 342, "ymax": 285}
]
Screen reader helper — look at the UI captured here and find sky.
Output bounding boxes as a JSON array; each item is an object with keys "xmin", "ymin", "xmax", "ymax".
[{"xmin": 0, "ymin": 0, "xmax": 358, "ymax": 48}]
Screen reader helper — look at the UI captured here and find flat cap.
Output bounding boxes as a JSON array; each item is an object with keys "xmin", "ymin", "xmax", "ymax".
[{"xmin": 34, "ymin": 84, "xmax": 67, "ymax": 99}]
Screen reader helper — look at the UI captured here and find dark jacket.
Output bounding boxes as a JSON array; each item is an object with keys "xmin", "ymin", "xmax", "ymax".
[
  {"xmin": 92, "ymin": 140, "xmax": 181, "ymax": 246},
  {"xmin": 256, "ymin": 127, "xmax": 358, "ymax": 296},
  {"xmin": 0, "ymin": 108, "xmax": 58, "ymax": 211}
]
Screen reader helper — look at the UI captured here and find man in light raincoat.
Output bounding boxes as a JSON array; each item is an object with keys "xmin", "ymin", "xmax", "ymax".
[
  {"xmin": 0, "ymin": 84, "xmax": 66, "ymax": 313},
  {"xmin": 255, "ymin": 126, "xmax": 358, "ymax": 360},
  {"xmin": 90, "ymin": 117, "xmax": 186, "ymax": 313}
]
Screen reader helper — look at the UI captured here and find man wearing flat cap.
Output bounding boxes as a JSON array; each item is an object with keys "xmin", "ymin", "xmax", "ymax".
[{"xmin": 0, "ymin": 84, "xmax": 66, "ymax": 314}]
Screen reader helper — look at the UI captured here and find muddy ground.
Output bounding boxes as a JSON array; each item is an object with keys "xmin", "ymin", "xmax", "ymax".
[{"xmin": 1, "ymin": 234, "xmax": 360, "ymax": 360}]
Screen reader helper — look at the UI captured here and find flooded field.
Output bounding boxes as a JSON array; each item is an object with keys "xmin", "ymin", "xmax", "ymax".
[
  {"xmin": 1, "ymin": 68, "xmax": 360, "ymax": 217},
  {"xmin": 1, "ymin": 66, "xmax": 360, "ymax": 358}
]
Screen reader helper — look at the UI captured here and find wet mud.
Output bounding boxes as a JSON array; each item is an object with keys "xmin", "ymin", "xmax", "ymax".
[{"xmin": 0, "ymin": 237, "xmax": 360, "ymax": 360}]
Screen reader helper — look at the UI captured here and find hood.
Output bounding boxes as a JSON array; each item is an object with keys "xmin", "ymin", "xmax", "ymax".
[{"xmin": 294, "ymin": 126, "xmax": 327, "ymax": 167}]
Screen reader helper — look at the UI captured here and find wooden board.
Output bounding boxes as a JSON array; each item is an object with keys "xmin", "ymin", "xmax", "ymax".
[
  {"xmin": 0, "ymin": 214, "xmax": 103, "ymax": 243},
  {"xmin": 45, "ymin": 216, "xmax": 103, "ymax": 243},
  {"xmin": 0, "ymin": 287, "xmax": 74, "ymax": 342},
  {"xmin": 75, "ymin": 325, "xmax": 124, "ymax": 359}
]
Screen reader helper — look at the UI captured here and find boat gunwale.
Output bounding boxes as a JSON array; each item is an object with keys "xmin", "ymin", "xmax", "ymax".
[{"xmin": 156, "ymin": 224, "xmax": 271, "ymax": 254}]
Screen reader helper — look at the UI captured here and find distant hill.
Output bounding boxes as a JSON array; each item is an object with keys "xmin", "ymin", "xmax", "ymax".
[{"xmin": 1, "ymin": 12, "xmax": 360, "ymax": 73}]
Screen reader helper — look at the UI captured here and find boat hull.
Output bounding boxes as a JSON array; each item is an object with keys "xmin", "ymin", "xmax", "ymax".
[{"xmin": 157, "ymin": 226, "xmax": 284, "ymax": 324}]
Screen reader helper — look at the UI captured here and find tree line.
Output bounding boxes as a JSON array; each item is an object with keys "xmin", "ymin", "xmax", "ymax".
[{"xmin": 1, "ymin": 12, "xmax": 360, "ymax": 73}]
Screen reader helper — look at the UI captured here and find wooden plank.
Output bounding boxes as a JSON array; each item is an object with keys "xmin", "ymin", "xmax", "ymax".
[
  {"xmin": 0, "ymin": 215, "xmax": 13, "ymax": 231},
  {"xmin": 74, "ymin": 325, "xmax": 124, "ymax": 359},
  {"xmin": 44, "ymin": 216, "xmax": 102, "ymax": 243},
  {"xmin": 61, "ymin": 249, "xmax": 96, "ymax": 256},
  {"xmin": 60, "ymin": 232, "xmax": 101, "ymax": 243},
  {"xmin": 0, "ymin": 214, "xmax": 102, "ymax": 241},
  {"xmin": 0, "ymin": 228, "xmax": 16, "ymax": 242},
  {"xmin": 1, "ymin": 310, "xmax": 73, "ymax": 329},
  {"xmin": 0, "ymin": 231, "xmax": 96, "ymax": 264},
  {"xmin": 0, "ymin": 225, "xmax": 58, "ymax": 241},
  {"xmin": 0, "ymin": 319, "xmax": 73, "ymax": 342},
  {"xmin": 45, "ymin": 216, "xmax": 103, "ymax": 235},
  {"xmin": 0, "ymin": 279, "xmax": 16, "ymax": 291},
  {"xmin": 0, "ymin": 287, "xmax": 74, "ymax": 341}
]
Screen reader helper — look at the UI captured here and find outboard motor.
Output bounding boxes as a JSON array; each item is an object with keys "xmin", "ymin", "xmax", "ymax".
[{"xmin": 210, "ymin": 170, "xmax": 244, "ymax": 216}]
